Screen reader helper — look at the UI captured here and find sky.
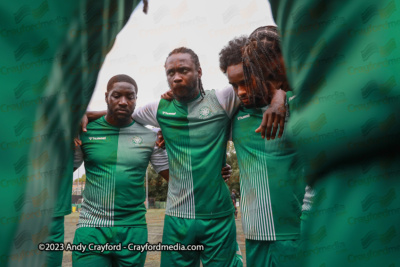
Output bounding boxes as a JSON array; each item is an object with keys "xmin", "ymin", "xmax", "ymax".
[{"xmin": 73, "ymin": 0, "xmax": 275, "ymax": 180}]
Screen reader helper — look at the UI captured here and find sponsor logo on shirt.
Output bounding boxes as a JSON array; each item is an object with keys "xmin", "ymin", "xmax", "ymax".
[
  {"xmin": 132, "ymin": 136, "xmax": 143, "ymax": 145},
  {"xmin": 198, "ymin": 107, "xmax": 212, "ymax": 119},
  {"xmin": 89, "ymin": 137, "xmax": 106, "ymax": 140},
  {"xmin": 237, "ymin": 114, "xmax": 250, "ymax": 120},
  {"xmin": 162, "ymin": 111, "xmax": 176, "ymax": 115}
]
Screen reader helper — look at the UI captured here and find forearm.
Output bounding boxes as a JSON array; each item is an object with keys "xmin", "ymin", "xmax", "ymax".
[
  {"xmin": 270, "ymin": 88, "xmax": 286, "ymax": 106},
  {"xmin": 87, "ymin": 110, "xmax": 107, "ymax": 122},
  {"xmin": 158, "ymin": 169, "xmax": 169, "ymax": 182}
]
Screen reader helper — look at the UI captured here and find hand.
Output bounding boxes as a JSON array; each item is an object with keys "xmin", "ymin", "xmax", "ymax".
[
  {"xmin": 256, "ymin": 89, "xmax": 286, "ymax": 140},
  {"xmin": 81, "ymin": 113, "xmax": 88, "ymax": 133},
  {"xmin": 161, "ymin": 90, "xmax": 174, "ymax": 101},
  {"xmin": 221, "ymin": 164, "xmax": 232, "ymax": 182},
  {"xmin": 74, "ymin": 136, "xmax": 82, "ymax": 147},
  {"xmin": 156, "ymin": 130, "xmax": 165, "ymax": 149},
  {"xmin": 74, "ymin": 114, "xmax": 88, "ymax": 148}
]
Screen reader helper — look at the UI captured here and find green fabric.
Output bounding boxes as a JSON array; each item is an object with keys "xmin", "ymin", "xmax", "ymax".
[
  {"xmin": 269, "ymin": 0, "xmax": 400, "ymax": 265},
  {"xmin": 269, "ymin": 0, "xmax": 400, "ymax": 182},
  {"xmin": 0, "ymin": 1, "xmax": 139, "ymax": 265},
  {"xmin": 245, "ymin": 239, "xmax": 300, "ymax": 267},
  {"xmin": 78, "ymin": 117, "xmax": 156, "ymax": 227},
  {"xmin": 156, "ymin": 90, "xmax": 234, "ymax": 219},
  {"xmin": 161, "ymin": 214, "xmax": 243, "ymax": 267},
  {"xmin": 232, "ymin": 106, "xmax": 305, "ymax": 240},
  {"xmin": 72, "ymin": 226, "xmax": 147, "ymax": 267},
  {"xmin": 46, "ymin": 216, "xmax": 65, "ymax": 267},
  {"xmin": 54, "ymin": 156, "xmax": 73, "ymax": 217},
  {"xmin": 298, "ymin": 156, "xmax": 400, "ymax": 266}
]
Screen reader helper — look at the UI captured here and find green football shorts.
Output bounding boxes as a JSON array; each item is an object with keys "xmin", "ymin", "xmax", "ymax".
[
  {"xmin": 72, "ymin": 226, "xmax": 147, "ymax": 267},
  {"xmin": 245, "ymin": 239, "xmax": 300, "ymax": 267},
  {"xmin": 160, "ymin": 214, "xmax": 243, "ymax": 267},
  {"xmin": 46, "ymin": 216, "xmax": 65, "ymax": 267}
]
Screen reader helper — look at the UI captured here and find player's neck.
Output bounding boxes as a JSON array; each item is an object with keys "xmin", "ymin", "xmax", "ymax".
[
  {"xmin": 175, "ymin": 88, "xmax": 200, "ymax": 103},
  {"xmin": 105, "ymin": 114, "xmax": 133, "ymax": 127}
]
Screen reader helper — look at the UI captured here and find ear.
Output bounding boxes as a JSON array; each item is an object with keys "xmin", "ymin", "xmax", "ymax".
[
  {"xmin": 105, "ymin": 92, "xmax": 109, "ymax": 104},
  {"xmin": 197, "ymin": 67, "xmax": 202, "ymax": 79}
]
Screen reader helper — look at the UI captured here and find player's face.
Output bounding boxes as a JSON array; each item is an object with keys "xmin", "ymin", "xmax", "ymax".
[
  {"xmin": 226, "ymin": 63, "xmax": 253, "ymax": 108},
  {"xmin": 105, "ymin": 82, "xmax": 137, "ymax": 122},
  {"xmin": 165, "ymin": 53, "xmax": 202, "ymax": 102}
]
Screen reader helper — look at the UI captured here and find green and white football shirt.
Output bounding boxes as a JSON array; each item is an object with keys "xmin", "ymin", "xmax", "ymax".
[
  {"xmin": 232, "ymin": 101, "xmax": 305, "ymax": 241},
  {"xmin": 74, "ymin": 117, "xmax": 168, "ymax": 227},
  {"xmin": 134, "ymin": 87, "xmax": 240, "ymax": 219}
]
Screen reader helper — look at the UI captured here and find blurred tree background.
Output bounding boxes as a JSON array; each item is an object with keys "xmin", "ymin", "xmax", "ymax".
[{"xmin": 147, "ymin": 164, "xmax": 168, "ymax": 201}]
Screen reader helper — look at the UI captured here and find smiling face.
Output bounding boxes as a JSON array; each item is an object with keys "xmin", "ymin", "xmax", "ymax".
[
  {"xmin": 105, "ymin": 81, "xmax": 137, "ymax": 126},
  {"xmin": 165, "ymin": 53, "xmax": 202, "ymax": 102}
]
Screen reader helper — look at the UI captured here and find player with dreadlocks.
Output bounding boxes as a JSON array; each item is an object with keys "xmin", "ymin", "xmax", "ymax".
[
  {"xmin": 164, "ymin": 47, "xmax": 207, "ymax": 100},
  {"xmin": 240, "ymin": 26, "xmax": 291, "ymax": 140},
  {"xmin": 83, "ymin": 47, "xmax": 243, "ymax": 266},
  {"xmin": 219, "ymin": 30, "xmax": 305, "ymax": 267}
]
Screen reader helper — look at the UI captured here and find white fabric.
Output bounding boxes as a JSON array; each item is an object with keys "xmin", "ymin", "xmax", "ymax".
[
  {"xmin": 215, "ymin": 85, "xmax": 241, "ymax": 119},
  {"xmin": 150, "ymin": 145, "xmax": 169, "ymax": 173},
  {"xmin": 132, "ymin": 101, "xmax": 160, "ymax": 127}
]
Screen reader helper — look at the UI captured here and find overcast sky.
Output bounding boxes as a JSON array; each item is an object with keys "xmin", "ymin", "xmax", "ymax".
[{"xmin": 74, "ymin": 0, "xmax": 275, "ymax": 179}]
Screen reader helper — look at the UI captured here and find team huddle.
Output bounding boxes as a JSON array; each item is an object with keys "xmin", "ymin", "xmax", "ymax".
[
  {"xmin": 52, "ymin": 26, "xmax": 306, "ymax": 267},
  {"xmin": 47, "ymin": 12, "xmax": 400, "ymax": 267},
  {"xmin": 2, "ymin": 0, "xmax": 398, "ymax": 266}
]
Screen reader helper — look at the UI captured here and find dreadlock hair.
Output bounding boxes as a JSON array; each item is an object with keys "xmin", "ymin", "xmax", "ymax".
[
  {"xmin": 165, "ymin": 47, "xmax": 206, "ymax": 99},
  {"xmin": 107, "ymin": 74, "xmax": 138, "ymax": 94},
  {"xmin": 219, "ymin": 35, "xmax": 248, "ymax": 73},
  {"xmin": 242, "ymin": 25, "xmax": 290, "ymax": 106}
]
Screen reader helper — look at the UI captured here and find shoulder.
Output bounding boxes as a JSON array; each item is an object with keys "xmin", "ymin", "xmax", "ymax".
[{"xmin": 85, "ymin": 116, "xmax": 108, "ymax": 132}]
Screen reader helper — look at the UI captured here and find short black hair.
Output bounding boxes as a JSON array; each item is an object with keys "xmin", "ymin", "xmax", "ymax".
[
  {"xmin": 219, "ymin": 36, "xmax": 248, "ymax": 73},
  {"xmin": 107, "ymin": 74, "xmax": 138, "ymax": 93}
]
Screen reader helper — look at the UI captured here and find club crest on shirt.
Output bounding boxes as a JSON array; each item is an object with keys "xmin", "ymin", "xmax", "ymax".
[
  {"xmin": 132, "ymin": 136, "xmax": 143, "ymax": 145},
  {"xmin": 198, "ymin": 106, "xmax": 212, "ymax": 119}
]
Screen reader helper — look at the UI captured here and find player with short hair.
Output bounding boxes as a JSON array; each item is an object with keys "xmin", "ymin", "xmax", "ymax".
[
  {"xmin": 219, "ymin": 30, "xmax": 305, "ymax": 266},
  {"xmin": 72, "ymin": 74, "xmax": 169, "ymax": 267}
]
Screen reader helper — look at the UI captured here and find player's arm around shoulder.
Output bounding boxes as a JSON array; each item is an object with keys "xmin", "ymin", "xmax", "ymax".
[
  {"xmin": 132, "ymin": 101, "xmax": 160, "ymax": 127},
  {"xmin": 215, "ymin": 85, "xmax": 241, "ymax": 119},
  {"xmin": 149, "ymin": 129, "xmax": 169, "ymax": 181}
]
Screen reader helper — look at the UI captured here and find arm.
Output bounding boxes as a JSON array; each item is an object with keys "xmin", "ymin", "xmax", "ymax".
[
  {"xmin": 73, "ymin": 145, "xmax": 84, "ymax": 171},
  {"xmin": 155, "ymin": 129, "xmax": 165, "ymax": 149},
  {"xmin": 215, "ymin": 85, "xmax": 241, "ymax": 119},
  {"xmin": 158, "ymin": 169, "xmax": 169, "ymax": 182},
  {"xmin": 256, "ymin": 89, "xmax": 287, "ymax": 140},
  {"xmin": 160, "ymin": 90, "xmax": 174, "ymax": 101},
  {"xmin": 80, "ymin": 110, "xmax": 106, "ymax": 132},
  {"xmin": 221, "ymin": 163, "xmax": 232, "ymax": 183},
  {"xmin": 149, "ymin": 144, "xmax": 169, "ymax": 181},
  {"xmin": 132, "ymin": 101, "xmax": 160, "ymax": 127}
]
